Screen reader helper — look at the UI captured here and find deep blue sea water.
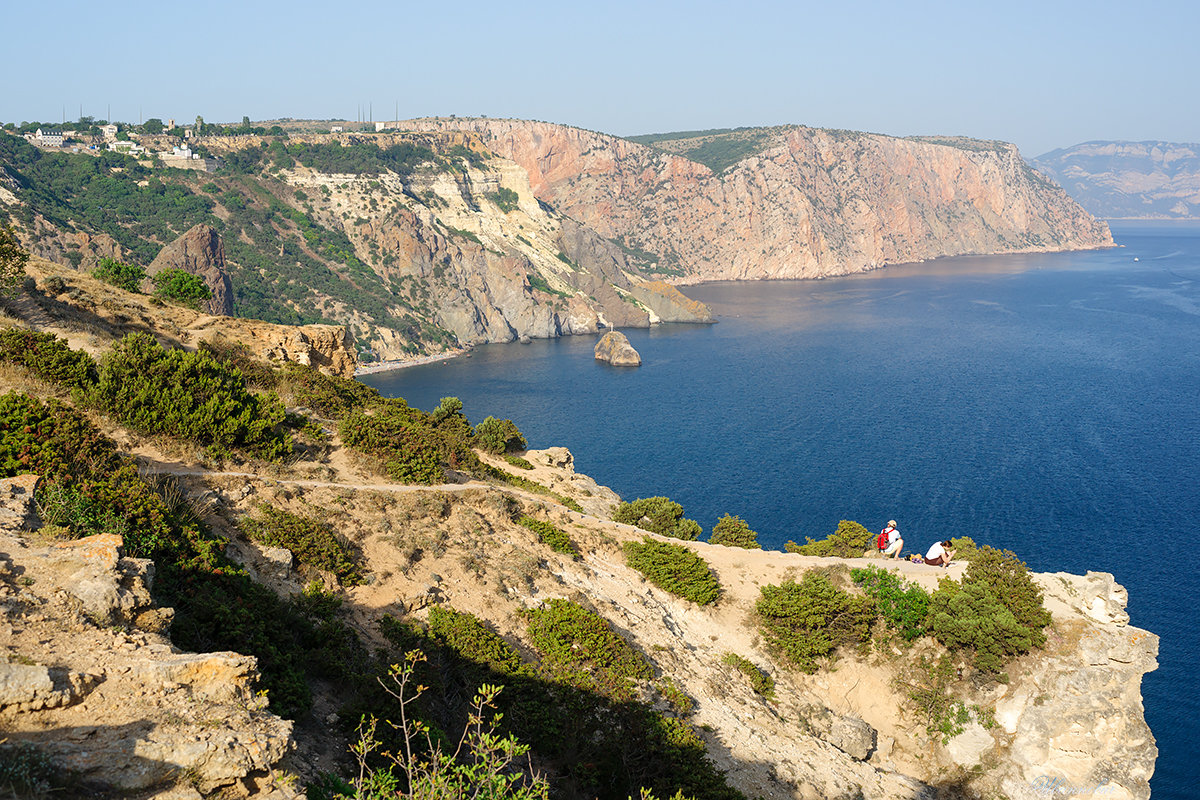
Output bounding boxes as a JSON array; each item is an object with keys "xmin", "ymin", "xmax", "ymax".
[{"xmin": 363, "ymin": 222, "xmax": 1199, "ymax": 798}]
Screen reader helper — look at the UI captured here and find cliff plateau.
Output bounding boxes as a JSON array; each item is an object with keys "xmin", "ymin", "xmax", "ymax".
[{"xmin": 401, "ymin": 119, "xmax": 1113, "ymax": 281}]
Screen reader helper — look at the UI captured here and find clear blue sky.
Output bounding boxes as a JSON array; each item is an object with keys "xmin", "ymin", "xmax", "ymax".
[{"xmin": 5, "ymin": 0, "xmax": 1197, "ymax": 157}]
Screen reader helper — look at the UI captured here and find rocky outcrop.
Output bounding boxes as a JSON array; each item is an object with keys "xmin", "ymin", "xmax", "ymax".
[
  {"xmin": 149, "ymin": 224, "xmax": 235, "ymax": 316},
  {"xmin": 0, "ymin": 477, "xmax": 295, "ymax": 797},
  {"xmin": 402, "ymin": 118, "xmax": 1113, "ymax": 282},
  {"xmin": 594, "ymin": 330, "xmax": 641, "ymax": 366},
  {"xmin": 986, "ymin": 571, "xmax": 1159, "ymax": 800}
]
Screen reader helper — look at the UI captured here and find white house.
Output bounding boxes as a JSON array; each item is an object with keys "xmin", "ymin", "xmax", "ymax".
[
  {"xmin": 35, "ymin": 129, "xmax": 64, "ymax": 147},
  {"xmin": 100, "ymin": 124, "xmax": 118, "ymax": 140}
]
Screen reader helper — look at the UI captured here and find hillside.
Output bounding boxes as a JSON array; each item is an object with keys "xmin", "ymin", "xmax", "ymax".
[
  {"xmin": 0, "ymin": 271, "xmax": 1158, "ymax": 800},
  {"xmin": 400, "ymin": 118, "xmax": 1113, "ymax": 282},
  {"xmin": 0, "ymin": 130, "xmax": 711, "ymax": 364},
  {"xmin": 1031, "ymin": 140, "xmax": 1200, "ymax": 219}
]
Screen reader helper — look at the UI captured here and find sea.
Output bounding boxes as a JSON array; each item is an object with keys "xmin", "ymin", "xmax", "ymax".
[{"xmin": 362, "ymin": 221, "xmax": 1198, "ymax": 798}]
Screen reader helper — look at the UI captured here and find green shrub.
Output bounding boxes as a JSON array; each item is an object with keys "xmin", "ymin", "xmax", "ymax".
[
  {"xmin": 279, "ymin": 362, "xmax": 380, "ymax": 418},
  {"xmin": 721, "ymin": 652, "xmax": 775, "ymax": 699},
  {"xmin": 151, "ymin": 267, "xmax": 211, "ymax": 309},
  {"xmin": 0, "ymin": 329, "xmax": 96, "ymax": 389},
  {"xmin": 339, "ymin": 403, "xmax": 447, "ymax": 484},
  {"xmin": 518, "ymin": 515, "xmax": 578, "ymax": 558},
  {"xmin": 488, "ymin": 186, "xmax": 520, "ymax": 213},
  {"xmin": 709, "ymin": 514, "xmax": 761, "ymax": 549},
  {"xmin": 949, "ymin": 535, "xmax": 981, "ymax": 563},
  {"xmin": 925, "ymin": 579, "xmax": 1035, "ymax": 674},
  {"xmin": 523, "ymin": 599, "xmax": 652, "ymax": 698},
  {"xmin": 851, "ymin": 565, "xmax": 931, "ymax": 641},
  {"xmin": 504, "ymin": 454, "xmax": 534, "ymax": 470},
  {"xmin": 785, "ymin": 519, "xmax": 873, "ymax": 557},
  {"xmin": 898, "ymin": 653, "xmax": 982, "ymax": 743},
  {"xmin": 241, "ymin": 504, "xmax": 363, "ymax": 584},
  {"xmin": 427, "ymin": 606, "xmax": 523, "ymax": 675},
  {"xmin": 623, "ymin": 537, "xmax": 720, "ymax": 605},
  {"xmin": 88, "ymin": 333, "xmax": 291, "ymax": 460},
  {"xmin": 474, "ymin": 415, "xmax": 526, "ymax": 454},
  {"xmin": 756, "ymin": 571, "xmax": 874, "ymax": 673},
  {"xmin": 93, "ymin": 257, "xmax": 145, "ymax": 292},
  {"xmin": 35, "ymin": 481, "xmax": 130, "ymax": 540},
  {"xmin": 963, "ymin": 545, "xmax": 1051, "ymax": 643},
  {"xmin": 0, "ymin": 742, "xmax": 56, "ymax": 797},
  {"xmin": 198, "ymin": 340, "xmax": 279, "ymax": 389},
  {"xmin": 0, "ymin": 226, "xmax": 30, "ymax": 296},
  {"xmin": 613, "ymin": 497, "xmax": 702, "ymax": 541}
]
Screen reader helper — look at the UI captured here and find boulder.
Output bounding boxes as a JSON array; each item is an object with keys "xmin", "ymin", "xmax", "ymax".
[
  {"xmin": 797, "ymin": 703, "xmax": 877, "ymax": 761},
  {"xmin": 148, "ymin": 224, "xmax": 234, "ymax": 316},
  {"xmin": 594, "ymin": 330, "xmax": 641, "ymax": 366}
]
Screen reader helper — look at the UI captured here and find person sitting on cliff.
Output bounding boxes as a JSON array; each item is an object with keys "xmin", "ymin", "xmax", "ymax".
[
  {"xmin": 924, "ymin": 540, "xmax": 956, "ymax": 567},
  {"xmin": 879, "ymin": 520, "xmax": 903, "ymax": 558}
]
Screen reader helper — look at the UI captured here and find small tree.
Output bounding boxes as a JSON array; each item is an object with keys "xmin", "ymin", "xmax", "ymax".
[
  {"xmin": 613, "ymin": 496, "xmax": 702, "ymax": 541},
  {"xmin": 93, "ymin": 257, "xmax": 146, "ymax": 293},
  {"xmin": 473, "ymin": 415, "xmax": 526, "ymax": 454},
  {"xmin": 0, "ymin": 226, "xmax": 29, "ymax": 296},
  {"xmin": 709, "ymin": 514, "xmax": 761, "ymax": 549},
  {"xmin": 152, "ymin": 268, "xmax": 211, "ymax": 310},
  {"xmin": 756, "ymin": 571, "xmax": 874, "ymax": 673},
  {"xmin": 785, "ymin": 519, "xmax": 873, "ymax": 557}
]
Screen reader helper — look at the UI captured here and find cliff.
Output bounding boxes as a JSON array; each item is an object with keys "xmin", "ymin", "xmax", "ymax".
[
  {"xmin": 1032, "ymin": 140, "xmax": 1200, "ymax": 219},
  {"xmin": 400, "ymin": 119, "xmax": 1114, "ymax": 281},
  {"xmin": 0, "ymin": 130, "xmax": 713, "ymax": 364}
]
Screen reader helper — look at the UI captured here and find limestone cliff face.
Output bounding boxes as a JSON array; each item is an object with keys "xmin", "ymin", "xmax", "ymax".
[
  {"xmin": 402, "ymin": 118, "xmax": 1113, "ymax": 281},
  {"xmin": 280, "ymin": 142, "xmax": 712, "ymax": 359},
  {"xmin": 148, "ymin": 223, "xmax": 236, "ymax": 316}
]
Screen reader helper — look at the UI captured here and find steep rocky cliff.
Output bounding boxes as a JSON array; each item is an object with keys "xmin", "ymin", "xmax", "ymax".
[
  {"xmin": 402, "ymin": 119, "xmax": 1113, "ymax": 281},
  {"xmin": 0, "ymin": 130, "xmax": 713, "ymax": 363},
  {"xmin": 1032, "ymin": 140, "xmax": 1200, "ymax": 219}
]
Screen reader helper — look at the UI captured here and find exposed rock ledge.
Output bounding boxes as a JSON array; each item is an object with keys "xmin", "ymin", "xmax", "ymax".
[{"xmin": 0, "ymin": 477, "xmax": 295, "ymax": 798}]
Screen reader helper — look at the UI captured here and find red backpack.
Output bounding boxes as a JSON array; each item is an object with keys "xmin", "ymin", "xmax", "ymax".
[{"xmin": 877, "ymin": 528, "xmax": 892, "ymax": 550}]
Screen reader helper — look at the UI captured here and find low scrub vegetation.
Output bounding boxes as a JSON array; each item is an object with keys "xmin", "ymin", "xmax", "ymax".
[
  {"xmin": 523, "ymin": 598, "xmax": 653, "ymax": 699},
  {"xmin": 756, "ymin": 570, "xmax": 874, "ymax": 673},
  {"xmin": 721, "ymin": 652, "xmax": 775, "ymax": 699},
  {"xmin": 151, "ymin": 267, "xmax": 211, "ymax": 309},
  {"xmin": 518, "ymin": 515, "xmax": 578, "ymax": 558},
  {"xmin": 613, "ymin": 496, "xmax": 702, "ymax": 541},
  {"xmin": 92, "ymin": 257, "xmax": 145, "ymax": 292},
  {"xmin": 240, "ymin": 504, "xmax": 363, "ymax": 585},
  {"xmin": 623, "ymin": 537, "xmax": 720, "ymax": 605},
  {"xmin": 474, "ymin": 415, "xmax": 527, "ymax": 454},
  {"xmin": 89, "ymin": 333, "xmax": 291, "ymax": 460},
  {"xmin": 709, "ymin": 513, "xmax": 761, "ymax": 549},
  {"xmin": 851, "ymin": 565, "xmax": 930, "ymax": 641},
  {"xmin": 785, "ymin": 519, "xmax": 873, "ymax": 557},
  {"xmin": 0, "ymin": 328, "xmax": 97, "ymax": 390}
]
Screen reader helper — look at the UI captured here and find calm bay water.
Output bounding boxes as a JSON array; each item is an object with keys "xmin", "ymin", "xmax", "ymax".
[{"xmin": 363, "ymin": 222, "xmax": 1199, "ymax": 797}]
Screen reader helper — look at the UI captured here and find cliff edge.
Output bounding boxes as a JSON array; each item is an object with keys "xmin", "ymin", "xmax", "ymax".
[{"xmin": 402, "ymin": 118, "xmax": 1113, "ymax": 282}]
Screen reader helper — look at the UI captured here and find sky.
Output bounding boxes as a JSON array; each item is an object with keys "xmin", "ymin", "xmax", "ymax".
[{"xmin": 5, "ymin": 0, "xmax": 1198, "ymax": 158}]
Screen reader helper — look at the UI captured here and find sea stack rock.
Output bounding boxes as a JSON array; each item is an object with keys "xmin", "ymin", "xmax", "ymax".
[
  {"xmin": 148, "ymin": 224, "xmax": 235, "ymax": 316},
  {"xmin": 594, "ymin": 330, "xmax": 641, "ymax": 366}
]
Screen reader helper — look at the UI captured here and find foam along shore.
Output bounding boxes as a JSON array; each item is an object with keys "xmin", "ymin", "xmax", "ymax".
[{"xmin": 354, "ymin": 349, "xmax": 467, "ymax": 376}]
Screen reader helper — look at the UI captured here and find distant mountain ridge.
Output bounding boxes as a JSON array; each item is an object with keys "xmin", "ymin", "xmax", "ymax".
[
  {"xmin": 1031, "ymin": 140, "xmax": 1200, "ymax": 219},
  {"xmin": 402, "ymin": 118, "xmax": 1112, "ymax": 282}
]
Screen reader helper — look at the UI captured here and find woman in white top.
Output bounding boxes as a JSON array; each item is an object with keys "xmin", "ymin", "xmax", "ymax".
[{"xmin": 925, "ymin": 540, "xmax": 956, "ymax": 567}]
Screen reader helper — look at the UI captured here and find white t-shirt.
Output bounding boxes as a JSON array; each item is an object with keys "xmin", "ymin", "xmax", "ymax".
[
  {"xmin": 884, "ymin": 527, "xmax": 900, "ymax": 545},
  {"xmin": 926, "ymin": 542, "xmax": 946, "ymax": 560}
]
